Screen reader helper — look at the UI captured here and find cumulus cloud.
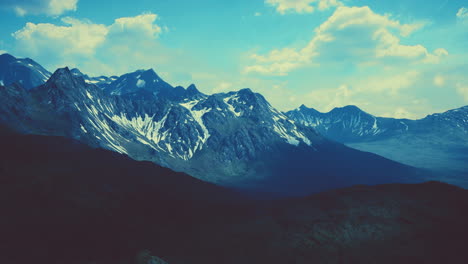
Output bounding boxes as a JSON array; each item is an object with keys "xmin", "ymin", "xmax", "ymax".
[
  {"xmin": 292, "ymin": 68, "xmax": 431, "ymax": 119},
  {"xmin": 244, "ymin": 48, "xmax": 306, "ymax": 75},
  {"xmin": 243, "ymin": 47, "xmax": 311, "ymax": 76},
  {"xmin": 0, "ymin": 0, "xmax": 78, "ymax": 16},
  {"xmin": 108, "ymin": 13, "xmax": 161, "ymax": 40},
  {"xmin": 13, "ymin": 17, "xmax": 107, "ymax": 58},
  {"xmin": 303, "ymin": 85, "xmax": 356, "ymax": 111},
  {"xmin": 265, "ymin": 0, "xmax": 341, "ymax": 14},
  {"xmin": 245, "ymin": 6, "xmax": 446, "ymax": 76},
  {"xmin": 457, "ymin": 7, "xmax": 468, "ymax": 19},
  {"xmin": 355, "ymin": 70, "xmax": 421, "ymax": 96},
  {"xmin": 11, "ymin": 13, "xmax": 165, "ymax": 74}
]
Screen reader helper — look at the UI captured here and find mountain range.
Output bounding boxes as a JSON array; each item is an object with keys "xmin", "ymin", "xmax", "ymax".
[
  {"xmin": 0, "ymin": 53, "xmax": 433, "ymax": 195},
  {"xmin": 2, "ymin": 53, "xmax": 466, "ymax": 193},
  {"xmin": 287, "ymin": 104, "xmax": 468, "ymax": 186}
]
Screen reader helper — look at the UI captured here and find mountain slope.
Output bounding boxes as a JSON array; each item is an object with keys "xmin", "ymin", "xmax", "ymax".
[
  {"xmin": 0, "ymin": 127, "xmax": 247, "ymax": 264},
  {"xmin": 287, "ymin": 105, "xmax": 468, "ymax": 182},
  {"xmin": 1, "ymin": 130, "xmax": 468, "ymax": 264},
  {"xmin": 0, "ymin": 53, "xmax": 51, "ymax": 89}
]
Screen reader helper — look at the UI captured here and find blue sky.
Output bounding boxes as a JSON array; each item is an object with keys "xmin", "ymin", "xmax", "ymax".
[{"xmin": 0, "ymin": 0, "xmax": 467, "ymax": 118}]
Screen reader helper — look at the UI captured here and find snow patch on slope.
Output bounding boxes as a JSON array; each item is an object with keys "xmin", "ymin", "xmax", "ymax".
[
  {"xmin": 86, "ymin": 91, "xmax": 93, "ymax": 100},
  {"xmin": 223, "ymin": 94, "xmax": 242, "ymax": 117},
  {"xmin": 112, "ymin": 113, "xmax": 168, "ymax": 146},
  {"xmin": 270, "ymin": 105, "xmax": 312, "ymax": 146},
  {"xmin": 180, "ymin": 99, "xmax": 211, "ymax": 152},
  {"xmin": 83, "ymin": 103, "xmax": 127, "ymax": 154},
  {"xmin": 136, "ymin": 79, "xmax": 146, "ymax": 88}
]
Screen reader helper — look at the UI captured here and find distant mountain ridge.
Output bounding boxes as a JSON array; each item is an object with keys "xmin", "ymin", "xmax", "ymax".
[
  {"xmin": 287, "ymin": 104, "xmax": 468, "ymax": 181},
  {"xmin": 287, "ymin": 105, "xmax": 402, "ymax": 142},
  {"xmin": 287, "ymin": 104, "xmax": 468, "ymax": 143},
  {"xmin": 0, "ymin": 54, "xmax": 425, "ymax": 195}
]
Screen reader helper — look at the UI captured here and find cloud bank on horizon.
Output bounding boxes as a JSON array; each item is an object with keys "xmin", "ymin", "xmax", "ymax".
[{"xmin": 0, "ymin": 0, "xmax": 467, "ymax": 119}]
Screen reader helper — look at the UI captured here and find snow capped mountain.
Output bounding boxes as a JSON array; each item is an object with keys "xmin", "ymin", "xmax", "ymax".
[
  {"xmin": 0, "ymin": 61, "xmax": 425, "ymax": 195},
  {"xmin": 2, "ymin": 67, "xmax": 316, "ymax": 165},
  {"xmin": 0, "ymin": 53, "xmax": 51, "ymax": 90}
]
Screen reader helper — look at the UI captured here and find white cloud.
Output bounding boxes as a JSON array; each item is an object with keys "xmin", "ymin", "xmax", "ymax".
[
  {"xmin": 0, "ymin": 0, "xmax": 78, "ymax": 16},
  {"xmin": 294, "ymin": 69, "xmax": 428, "ymax": 119},
  {"xmin": 456, "ymin": 83, "xmax": 468, "ymax": 102},
  {"xmin": 456, "ymin": 7, "xmax": 468, "ymax": 19},
  {"xmin": 48, "ymin": 0, "xmax": 77, "ymax": 16},
  {"xmin": 12, "ymin": 13, "xmax": 162, "ymax": 55},
  {"xmin": 108, "ymin": 13, "xmax": 161, "ymax": 40},
  {"xmin": 13, "ymin": 17, "xmax": 108, "ymax": 57},
  {"xmin": 243, "ymin": 47, "xmax": 311, "ymax": 76},
  {"xmin": 303, "ymin": 85, "xmax": 356, "ymax": 111},
  {"xmin": 265, "ymin": 0, "xmax": 341, "ymax": 14},
  {"xmin": 245, "ymin": 6, "xmax": 445, "ymax": 76},
  {"xmin": 254, "ymin": 12, "xmax": 262, "ymax": 17},
  {"xmin": 243, "ymin": 61, "xmax": 304, "ymax": 76},
  {"xmin": 11, "ymin": 13, "xmax": 165, "ymax": 75},
  {"xmin": 354, "ymin": 70, "xmax": 421, "ymax": 95}
]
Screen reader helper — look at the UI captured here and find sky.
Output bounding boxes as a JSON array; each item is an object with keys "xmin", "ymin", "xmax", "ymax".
[{"xmin": 0, "ymin": 0, "xmax": 467, "ymax": 119}]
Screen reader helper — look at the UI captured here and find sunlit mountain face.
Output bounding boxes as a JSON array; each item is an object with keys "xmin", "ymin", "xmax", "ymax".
[{"xmin": 0, "ymin": 0, "xmax": 467, "ymax": 263}]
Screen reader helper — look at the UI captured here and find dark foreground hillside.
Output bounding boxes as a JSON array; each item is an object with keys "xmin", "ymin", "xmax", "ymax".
[{"xmin": 1, "ymin": 129, "xmax": 468, "ymax": 264}]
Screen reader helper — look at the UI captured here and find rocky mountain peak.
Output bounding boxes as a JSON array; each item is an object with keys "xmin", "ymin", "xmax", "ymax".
[
  {"xmin": 47, "ymin": 67, "xmax": 86, "ymax": 89},
  {"xmin": 330, "ymin": 105, "xmax": 364, "ymax": 114},
  {"xmin": 187, "ymin": 83, "xmax": 199, "ymax": 93},
  {"xmin": 235, "ymin": 88, "xmax": 267, "ymax": 105},
  {"xmin": 140, "ymin": 68, "xmax": 159, "ymax": 79}
]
